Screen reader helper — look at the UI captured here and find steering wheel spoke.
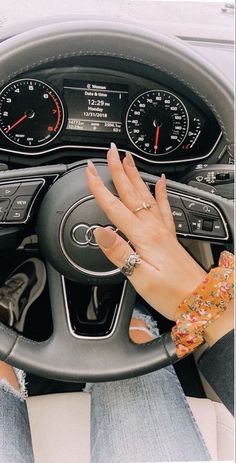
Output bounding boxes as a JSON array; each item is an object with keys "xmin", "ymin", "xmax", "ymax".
[{"xmin": 0, "ymin": 21, "xmax": 233, "ymax": 381}]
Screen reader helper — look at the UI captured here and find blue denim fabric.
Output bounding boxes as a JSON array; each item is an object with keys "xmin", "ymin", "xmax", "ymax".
[
  {"xmin": 89, "ymin": 367, "xmax": 211, "ymax": 463},
  {"xmin": 0, "ymin": 366, "xmax": 211, "ymax": 463},
  {"xmin": 0, "ymin": 381, "xmax": 34, "ymax": 463}
]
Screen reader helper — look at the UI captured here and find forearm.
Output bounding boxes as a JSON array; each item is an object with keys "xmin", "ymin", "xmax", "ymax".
[
  {"xmin": 198, "ymin": 329, "xmax": 234, "ymax": 414},
  {"xmin": 203, "ymin": 299, "xmax": 234, "ymax": 347},
  {"xmin": 197, "ymin": 299, "xmax": 234, "ymax": 414}
]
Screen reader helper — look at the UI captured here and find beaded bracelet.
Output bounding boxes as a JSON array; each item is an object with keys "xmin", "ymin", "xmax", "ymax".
[{"xmin": 171, "ymin": 251, "xmax": 234, "ymax": 358}]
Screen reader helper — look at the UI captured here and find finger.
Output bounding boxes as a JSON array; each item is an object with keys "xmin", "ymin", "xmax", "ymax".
[
  {"xmin": 93, "ymin": 226, "xmax": 159, "ymax": 298},
  {"xmin": 122, "ymin": 152, "xmax": 157, "ymax": 205},
  {"xmin": 122, "ymin": 152, "xmax": 162, "ymax": 221},
  {"xmin": 107, "ymin": 144, "xmax": 138, "ymax": 211},
  {"xmin": 155, "ymin": 174, "xmax": 176, "ymax": 235},
  {"xmin": 86, "ymin": 160, "xmax": 141, "ymax": 243},
  {"xmin": 107, "ymin": 145, "xmax": 159, "ymax": 223}
]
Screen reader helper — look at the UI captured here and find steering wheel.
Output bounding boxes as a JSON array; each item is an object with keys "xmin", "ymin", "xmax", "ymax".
[{"xmin": 0, "ymin": 21, "xmax": 233, "ymax": 382}]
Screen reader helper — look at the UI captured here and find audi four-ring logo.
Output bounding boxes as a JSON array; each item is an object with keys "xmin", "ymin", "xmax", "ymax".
[{"xmin": 72, "ymin": 224, "xmax": 117, "ymax": 247}]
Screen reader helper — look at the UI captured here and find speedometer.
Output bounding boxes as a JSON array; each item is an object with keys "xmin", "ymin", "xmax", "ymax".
[{"xmin": 126, "ymin": 90, "xmax": 189, "ymax": 156}]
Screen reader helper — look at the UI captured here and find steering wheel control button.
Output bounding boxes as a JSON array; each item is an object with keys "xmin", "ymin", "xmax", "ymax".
[
  {"xmin": 181, "ymin": 198, "xmax": 218, "ymax": 217},
  {"xmin": 188, "ymin": 213, "xmax": 226, "ymax": 238},
  {"xmin": 202, "ymin": 220, "xmax": 213, "ymax": 232},
  {"xmin": 167, "ymin": 194, "xmax": 183, "ymax": 208},
  {"xmin": 17, "ymin": 181, "xmax": 42, "ymax": 196},
  {"xmin": 188, "ymin": 214, "xmax": 203, "ymax": 233},
  {"xmin": 0, "ymin": 183, "xmax": 20, "ymax": 196},
  {"xmin": 175, "ymin": 220, "xmax": 189, "ymax": 233},
  {"xmin": 6, "ymin": 209, "xmax": 27, "ymax": 221},
  {"xmin": 171, "ymin": 207, "xmax": 185, "ymax": 220},
  {"xmin": 12, "ymin": 196, "xmax": 31, "ymax": 210},
  {"xmin": 212, "ymin": 220, "xmax": 226, "ymax": 238}
]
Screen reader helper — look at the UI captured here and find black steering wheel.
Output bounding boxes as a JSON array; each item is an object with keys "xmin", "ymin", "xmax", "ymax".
[{"xmin": 0, "ymin": 21, "xmax": 234, "ymax": 382}]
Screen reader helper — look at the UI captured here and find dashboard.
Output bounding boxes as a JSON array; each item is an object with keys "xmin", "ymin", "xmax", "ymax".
[{"xmin": 0, "ymin": 64, "xmax": 222, "ymax": 166}]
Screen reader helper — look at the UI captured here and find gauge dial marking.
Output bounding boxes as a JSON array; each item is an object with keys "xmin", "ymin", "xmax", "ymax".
[
  {"xmin": 0, "ymin": 79, "xmax": 64, "ymax": 148},
  {"xmin": 126, "ymin": 90, "xmax": 189, "ymax": 156}
]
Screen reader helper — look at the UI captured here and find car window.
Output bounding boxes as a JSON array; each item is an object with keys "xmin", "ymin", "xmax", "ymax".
[{"xmin": 1, "ymin": 0, "xmax": 235, "ymax": 41}]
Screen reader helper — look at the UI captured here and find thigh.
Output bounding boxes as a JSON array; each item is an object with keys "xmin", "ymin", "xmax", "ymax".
[
  {"xmin": 0, "ymin": 382, "xmax": 34, "ymax": 463},
  {"xmin": 90, "ymin": 366, "xmax": 211, "ymax": 463}
]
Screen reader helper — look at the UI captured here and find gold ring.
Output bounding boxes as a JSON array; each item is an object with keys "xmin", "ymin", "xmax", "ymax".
[{"xmin": 134, "ymin": 202, "xmax": 153, "ymax": 213}]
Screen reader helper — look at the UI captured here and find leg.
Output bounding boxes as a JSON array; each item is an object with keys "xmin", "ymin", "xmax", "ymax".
[
  {"xmin": 90, "ymin": 367, "xmax": 211, "ymax": 462},
  {"xmin": 0, "ymin": 362, "xmax": 35, "ymax": 463},
  {"xmin": 0, "ymin": 259, "xmax": 45, "ymax": 463},
  {"xmin": 0, "ymin": 360, "xmax": 20, "ymax": 391}
]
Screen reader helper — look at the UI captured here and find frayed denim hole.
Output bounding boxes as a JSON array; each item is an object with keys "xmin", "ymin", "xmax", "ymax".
[
  {"xmin": 0, "ymin": 378, "xmax": 26, "ymax": 401},
  {"xmin": 131, "ymin": 308, "xmax": 160, "ymax": 338}
]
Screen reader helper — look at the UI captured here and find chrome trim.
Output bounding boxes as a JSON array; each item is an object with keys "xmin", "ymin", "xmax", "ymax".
[
  {"xmin": 166, "ymin": 189, "xmax": 229, "ymax": 241},
  {"xmin": 0, "ymin": 177, "xmax": 45, "ymax": 225},
  {"xmin": 62, "ymin": 275, "xmax": 127, "ymax": 340},
  {"xmin": 59, "ymin": 195, "xmax": 121, "ymax": 277},
  {"xmin": 0, "ymin": 135, "xmax": 223, "ymax": 165}
]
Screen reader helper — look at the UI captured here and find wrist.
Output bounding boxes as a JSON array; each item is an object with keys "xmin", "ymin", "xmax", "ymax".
[{"xmin": 171, "ymin": 251, "xmax": 234, "ymax": 358}]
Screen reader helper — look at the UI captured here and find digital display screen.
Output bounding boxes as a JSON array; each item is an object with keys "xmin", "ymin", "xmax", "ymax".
[{"xmin": 64, "ymin": 80, "xmax": 129, "ymax": 134}]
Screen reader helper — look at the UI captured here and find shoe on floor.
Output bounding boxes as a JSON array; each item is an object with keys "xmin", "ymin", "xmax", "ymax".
[{"xmin": 0, "ymin": 258, "xmax": 46, "ymax": 333}]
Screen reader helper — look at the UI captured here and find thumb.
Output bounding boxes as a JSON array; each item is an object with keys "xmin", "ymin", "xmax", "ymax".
[{"xmin": 94, "ymin": 227, "xmax": 136, "ymax": 272}]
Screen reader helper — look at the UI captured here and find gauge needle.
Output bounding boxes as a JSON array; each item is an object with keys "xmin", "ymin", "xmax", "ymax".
[
  {"xmin": 5, "ymin": 114, "xmax": 28, "ymax": 133},
  {"xmin": 154, "ymin": 125, "xmax": 160, "ymax": 154}
]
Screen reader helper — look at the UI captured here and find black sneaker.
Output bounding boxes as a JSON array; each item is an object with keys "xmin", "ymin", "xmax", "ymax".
[{"xmin": 0, "ymin": 258, "xmax": 46, "ymax": 333}]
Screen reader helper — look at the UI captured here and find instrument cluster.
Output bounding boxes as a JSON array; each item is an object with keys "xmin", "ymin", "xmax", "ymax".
[{"xmin": 0, "ymin": 68, "xmax": 222, "ymax": 165}]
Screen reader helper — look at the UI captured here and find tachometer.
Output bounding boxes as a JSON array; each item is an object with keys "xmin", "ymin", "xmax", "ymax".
[
  {"xmin": 0, "ymin": 79, "xmax": 64, "ymax": 148},
  {"xmin": 126, "ymin": 90, "xmax": 189, "ymax": 156}
]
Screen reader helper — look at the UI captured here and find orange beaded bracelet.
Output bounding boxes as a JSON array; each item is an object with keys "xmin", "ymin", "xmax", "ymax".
[{"xmin": 171, "ymin": 251, "xmax": 234, "ymax": 358}]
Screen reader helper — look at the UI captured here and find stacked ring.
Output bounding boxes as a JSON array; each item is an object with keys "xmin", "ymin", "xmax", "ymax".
[{"xmin": 121, "ymin": 252, "xmax": 141, "ymax": 276}]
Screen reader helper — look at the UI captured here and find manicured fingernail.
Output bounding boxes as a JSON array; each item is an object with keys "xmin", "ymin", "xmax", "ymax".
[
  {"xmin": 94, "ymin": 227, "xmax": 117, "ymax": 250},
  {"xmin": 125, "ymin": 151, "xmax": 135, "ymax": 167},
  {"xmin": 161, "ymin": 173, "xmax": 166, "ymax": 184},
  {"xmin": 108, "ymin": 142, "xmax": 120, "ymax": 161},
  {"xmin": 110, "ymin": 142, "xmax": 117, "ymax": 150},
  {"xmin": 87, "ymin": 160, "xmax": 98, "ymax": 176}
]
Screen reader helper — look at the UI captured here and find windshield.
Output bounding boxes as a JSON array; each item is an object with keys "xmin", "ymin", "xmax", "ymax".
[{"xmin": 1, "ymin": 0, "xmax": 234, "ymax": 41}]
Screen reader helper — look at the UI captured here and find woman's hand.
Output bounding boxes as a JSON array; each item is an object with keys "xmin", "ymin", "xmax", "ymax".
[{"xmin": 86, "ymin": 143, "xmax": 206, "ymax": 321}]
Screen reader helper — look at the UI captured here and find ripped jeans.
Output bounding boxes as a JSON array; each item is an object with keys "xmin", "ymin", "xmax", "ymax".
[
  {"xmin": 0, "ymin": 368, "xmax": 211, "ymax": 463},
  {"xmin": 0, "ymin": 369, "xmax": 34, "ymax": 463},
  {"xmin": 0, "ymin": 310, "xmax": 211, "ymax": 463}
]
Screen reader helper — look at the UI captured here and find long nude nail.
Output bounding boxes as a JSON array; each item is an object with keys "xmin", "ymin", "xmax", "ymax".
[
  {"xmin": 87, "ymin": 160, "xmax": 98, "ymax": 176},
  {"xmin": 109, "ymin": 142, "xmax": 120, "ymax": 161},
  {"xmin": 161, "ymin": 173, "xmax": 166, "ymax": 184},
  {"xmin": 94, "ymin": 227, "xmax": 117, "ymax": 249},
  {"xmin": 125, "ymin": 151, "xmax": 135, "ymax": 167},
  {"xmin": 110, "ymin": 142, "xmax": 117, "ymax": 150}
]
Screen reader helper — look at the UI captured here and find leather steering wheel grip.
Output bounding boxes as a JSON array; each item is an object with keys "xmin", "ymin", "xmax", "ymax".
[{"xmin": 0, "ymin": 21, "xmax": 233, "ymax": 381}]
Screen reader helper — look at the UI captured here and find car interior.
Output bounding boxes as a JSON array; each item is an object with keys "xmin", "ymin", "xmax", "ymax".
[{"xmin": 0, "ymin": 10, "xmax": 234, "ymax": 463}]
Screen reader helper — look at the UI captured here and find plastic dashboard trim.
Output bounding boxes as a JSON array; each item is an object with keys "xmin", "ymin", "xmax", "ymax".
[{"xmin": 0, "ymin": 131, "xmax": 223, "ymax": 164}]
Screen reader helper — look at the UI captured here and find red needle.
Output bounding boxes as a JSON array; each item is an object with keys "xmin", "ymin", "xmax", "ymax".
[
  {"xmin": 154, "ymin": 125, "xmax": 160, "ymax": 154},
  {"xmin": 5, "ymin": 114, "xmax": 28, "ymax": 133}
]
